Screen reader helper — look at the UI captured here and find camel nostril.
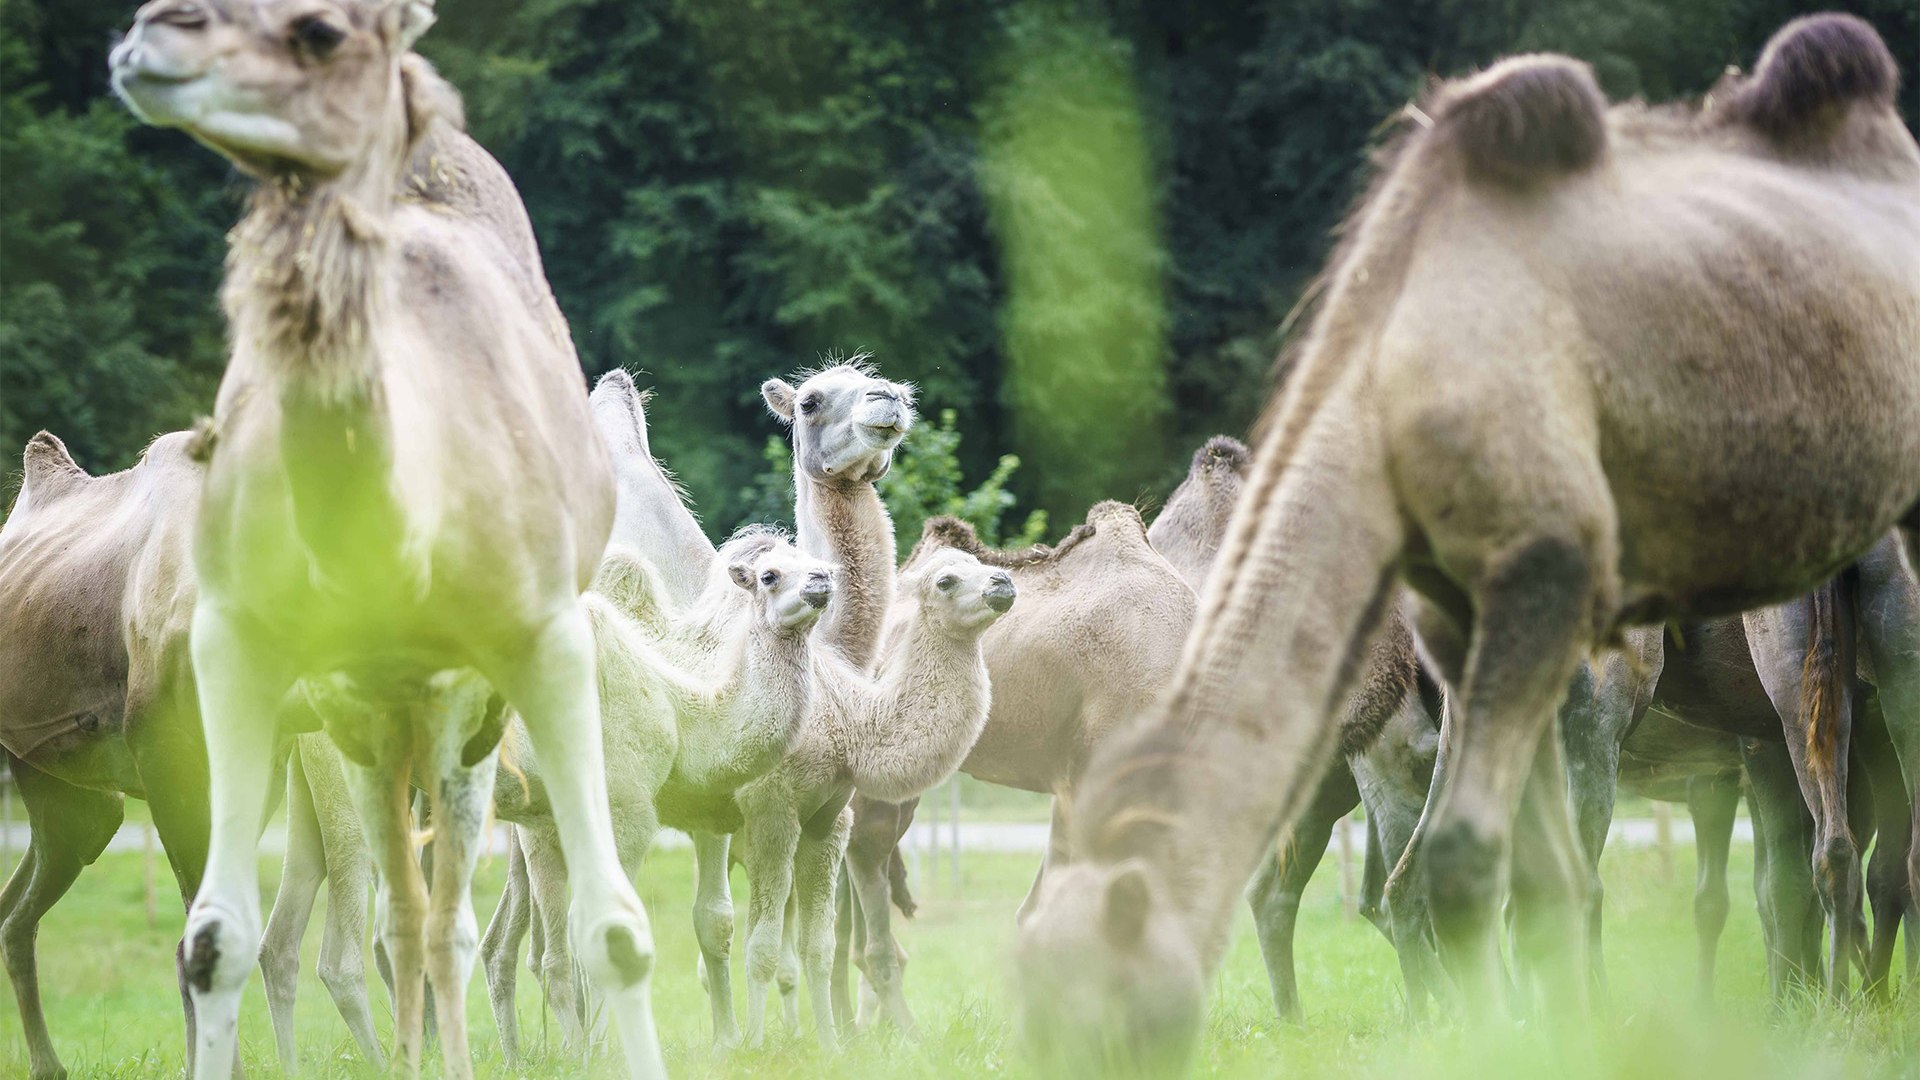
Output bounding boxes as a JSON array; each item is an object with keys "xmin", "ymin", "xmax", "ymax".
[
  {"xmin": 984, "ymin": 578, "xmax": 1016, "ymax": 613},
  {"xmin": 802, "ymin": 580, "xmax": 832, "ymax": 609}
]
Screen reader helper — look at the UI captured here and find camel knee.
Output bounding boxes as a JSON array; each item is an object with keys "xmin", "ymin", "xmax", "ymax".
[
  {"xmin": 746, "ymin": 924, "xmax": 784, "ymax": 984},
  {"xmin": 184, "ymin": 904, "xmax": 264, "ymax": 998},
  {"xmin": 693, "ymin": 901, "xmax": 735, "ymax": 958},
  {"xmin": 1424, "ymin": 822, "xmax": 1502, "ymax": 937},
  {"xmin": 575, "ymin": 917, "xmax": 653, "ymax": 992},
  {"xmin": 425, "ymin": 908, "xmax": 480, "ymax": 975},
  {"xmin": 1813, "ymin": 836, "xmax": 1861, "ymax": 910},
  {"xmin": 317, "ymin": 947, "xmax": 367, "ymax": 1007},
  {"xmin": 1694, "ymin": 883, "xmax": 1730, "ymax": 938}
]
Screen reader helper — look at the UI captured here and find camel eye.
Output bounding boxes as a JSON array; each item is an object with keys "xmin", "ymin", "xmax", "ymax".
[
  {"xmin": 291, "ymin": 14, "xmax": 346, "ymax": 58},
  {"xmin": 936, "ymin": 575, "xmax": 957, "ymax": 592},
  {"xmin": 760, "ymin": 570, "xmax": 780, "ymax": 587},
  {"xmin": 799, "ymin": 395, "xmax": 820, "ymax": 415}
]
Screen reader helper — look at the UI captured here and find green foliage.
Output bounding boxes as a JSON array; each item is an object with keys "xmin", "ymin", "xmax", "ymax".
[
  {"xmin": 877, "ymin": 408, "xmax": 1049, "ymax": 555},
  {"xmin": 3, "ymin": 0, "xmax": 1915, "ymax": 520},
  {"xmin": 732, "ymin": 406, "xmax": 1048, "ymax": 558}
]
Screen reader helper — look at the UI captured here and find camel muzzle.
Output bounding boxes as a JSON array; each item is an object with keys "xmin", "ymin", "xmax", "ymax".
[
  {"xmin": 984, "ymin": 576, "xmax": 1017, "ymax": 613},
  {"xmin": 802, "ymin": 576, "xmax": 833, "ymax": 609}
]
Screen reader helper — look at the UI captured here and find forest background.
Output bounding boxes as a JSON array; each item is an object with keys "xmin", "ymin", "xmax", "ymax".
[{"xmin": 5, "ymin": 0, "xmax": 1916, "ymax": 538}]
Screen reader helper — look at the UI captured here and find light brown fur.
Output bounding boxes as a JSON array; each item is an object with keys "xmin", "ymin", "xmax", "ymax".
[
  {"xmin": 1016, "ymin": 15, "xmax": 1920, "ymax": 1069},
  {"xmin": 110, "ymin": 3, "xmax": 664, "ymax": 1077}
]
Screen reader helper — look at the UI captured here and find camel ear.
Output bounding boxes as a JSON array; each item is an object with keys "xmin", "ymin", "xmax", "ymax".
[
  {"xmin": 762, "ymin": 379, "xmax": 797, "ymax": 423},
  {"xmin": 400, "ymin": 54, "xmax": 464, "ymax": 142},
  {"xmin": 392, "ymin": 0, "xmax": 436, "ymax": 51},
  {"xmin": 728, "ymin": 562, "xmax": 756, "ymax": 591},
  {"xmin": 1101, "ymin": 861, "xmax": 1152, "ymax": 948}
]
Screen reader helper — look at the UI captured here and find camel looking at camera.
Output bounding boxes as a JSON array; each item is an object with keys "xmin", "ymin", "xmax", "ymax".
[
  {"xmin": 110, "ymin": 2, "xmax": 664, "ymax": 1077},
  {"xmin": 1015, "ymin": 14, "xmax": 1920, "ymax": 1072}
]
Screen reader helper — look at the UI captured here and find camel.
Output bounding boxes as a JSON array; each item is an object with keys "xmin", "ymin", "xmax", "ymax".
[
  {"xmin": 732, "ymin": 543, "xmax": 1015, "ymax": 1049},
  {"xmin": 1014, "ymin": 15, "xmax": 1920, "ymax": 1068},
  {"xmin": 838, "ymin": 500, "xmax": 1195, "ymax": 1033},
  {"xmin": 0, "ymin": 431, "xmax": 213, "ymax": 1080},
  {"xmin": 256, "ymin": 528, "xmax": 828, "ymax": 1068},
  {"xmin": 1148, "ymin": 436, "xmax": 1254, "ymax": 592},
  {"xmin": 110, "ymin": 3, "xmax": 665, "ymax": 1077}
]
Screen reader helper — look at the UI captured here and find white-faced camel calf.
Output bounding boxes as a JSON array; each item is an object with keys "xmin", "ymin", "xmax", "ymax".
[
  {"xmin": 1015, "ymin": 15, "xmax": 1920, "ymax": 1071},
  {"xmin": 111, "ymin": 2, "xmax": 664, "ymax": 1077}
]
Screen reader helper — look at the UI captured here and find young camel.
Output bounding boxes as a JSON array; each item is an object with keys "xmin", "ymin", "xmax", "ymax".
[
  {"xmin": 0, "ymin": 431, "xmax": 214, "ymax": 1080},
  {"xmin": 1015, "ymin": 15, "xmax": 1920, "ymax": 1069},
  {"xmin": 481, "ymin": 534, "xmax": 830, "ymax": 1061},
  {"xmin": 733, "ymin": 544, "xmax": 1015, "ymax": 1049},
  {"xmin": 111, "ymin": 4, "xmax": 664, "ymax": 1077}
]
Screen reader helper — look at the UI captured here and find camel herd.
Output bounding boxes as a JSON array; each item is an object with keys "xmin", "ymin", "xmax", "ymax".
[{"xmin": 0, "ymin": 3, "xmax": 1915, "ymax": 1079}]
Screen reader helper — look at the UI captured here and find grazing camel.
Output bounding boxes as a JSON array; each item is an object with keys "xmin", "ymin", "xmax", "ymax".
[
  {"xmin": 110, "ymin": 3, "xmax": 665, "ymax": 1077},
  {"xmin": 0, "ymin": 431, "xmax": 212, "ymax": 1080},
  {"xmin": 1015, "ymin": 15, "xmax": 1920, "ymax": 1069}
]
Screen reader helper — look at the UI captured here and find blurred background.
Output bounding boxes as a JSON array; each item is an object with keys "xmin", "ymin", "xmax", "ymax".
[{"xmin": 4, "ymin": 0, "xmax": 1916, "ymax": 536}]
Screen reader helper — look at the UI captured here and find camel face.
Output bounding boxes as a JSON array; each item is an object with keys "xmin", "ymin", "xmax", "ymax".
[
  {"xmin": 763, "ymin": 362, "xmax": 916, "ymax": 484},
  {"xmin": 1015, "ymin": 860, "xmax": 1203, "ymax": 1075},
  {"xmin": 111, "ymin": 0, "xmax": 433, "ymax": 178},
  {"xmin": 897, "ymin": 550, "xmax": 1016, "ymax": 636},
  {"xmin": 729, "ymin": 543, "xmax": 835, "ymax": 632}
]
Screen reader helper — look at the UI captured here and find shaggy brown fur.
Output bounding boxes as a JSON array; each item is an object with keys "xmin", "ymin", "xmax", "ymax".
[
  {"xmin": 1439, "ymin": 55, "xmax": 1609, "ymax": 185},
  {"xmin": 910, "ymin": 514, "xmax": 1098, "ymax": 569},
  {"xmin": 1722, "ymin": 13, "xmax": 1899, "ymax": 140}
]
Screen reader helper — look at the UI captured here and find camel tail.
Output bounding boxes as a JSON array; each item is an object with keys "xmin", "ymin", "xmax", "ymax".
[{"xmin": 1798, "ymin": 579, "xmax": 1847, "ymax": 792}]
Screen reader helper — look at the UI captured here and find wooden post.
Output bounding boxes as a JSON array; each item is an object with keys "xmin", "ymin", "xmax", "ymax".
[
  {"xmin": 1653, "ymin": 800, "xmax": 1674, "ymax": 881},
  {"xmin": 948, "ymin": 778, "xmax": 962, "ymax": 892},
  {"xmin": 145, "ymin": 820, "xmax": 160, "ymax": 928}
]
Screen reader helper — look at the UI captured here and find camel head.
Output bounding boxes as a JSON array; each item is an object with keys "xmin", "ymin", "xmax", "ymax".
[
  {"xmin": 725, "ymin": 536, "xmax": 833, "ymax": 633},
  {"xmin": 762, "ymin": 359, "xmax": 915, "ymax": 485},
  {"xmin": 111, "ymin": 0, "xmax": 447, "ymax": 180},
  {"xmin": 1014, "ymin": 858, "xmax": 1205, "ymax": 1076},
  {"xmin": 893, "ymin": 549, "xmax": 1015, "ymax": 638}
]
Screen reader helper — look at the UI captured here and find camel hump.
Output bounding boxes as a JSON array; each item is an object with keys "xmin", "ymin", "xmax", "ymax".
[
  {"xmin": 1438, "ymin": 54, "xmax": 1608, "ymax": 185},
  {"xmin": 1193, "ymin": 436, "xmax": 1250, "ymax": 475},
  {"xmin": 1730, "ymin": 14, "xmax": 1899, "ymax": 138},
  {"xmin": 20, "ymin": 431, "xmax": 89, "ymax": 504}
]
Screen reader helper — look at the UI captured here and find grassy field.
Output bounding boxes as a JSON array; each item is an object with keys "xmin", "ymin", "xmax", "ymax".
[{"xmin": 3, "ymin": 832, "xmax": 1916, "ymax": 1079}]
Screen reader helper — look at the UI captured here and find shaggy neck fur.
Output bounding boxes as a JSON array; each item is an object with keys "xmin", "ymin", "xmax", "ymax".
[
  {"xmin": 813, "ymin": 605, "xmax": 993, "ymax": 803},
  {"xmin": 795, "ymin": 471, "xmax": 896, "ymax": 672}
]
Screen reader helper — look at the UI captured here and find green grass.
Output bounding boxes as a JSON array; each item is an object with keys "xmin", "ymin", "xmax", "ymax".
[{"xmin": 2, "ymin": 836, "xmax": 1915, "ymax": 1078}]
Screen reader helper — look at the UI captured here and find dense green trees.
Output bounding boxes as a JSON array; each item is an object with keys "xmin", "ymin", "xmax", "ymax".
[{"xmin": 4, "ymin": 1, "xmax": 1914, "ymax": 531}]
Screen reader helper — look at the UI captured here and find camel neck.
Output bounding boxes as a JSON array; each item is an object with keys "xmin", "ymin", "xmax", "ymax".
[{"xmin": 793, "ymin": 472, "xmax": 895, "ymax": 672}]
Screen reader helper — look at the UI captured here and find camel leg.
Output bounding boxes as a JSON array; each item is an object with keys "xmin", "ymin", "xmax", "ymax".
[
  {"xmin": 691, "ymin": 829, "xmax": 742, "ymax": 1048},
  {"xmin": 844, "ymin": 798, "xmax": 916, "ymax": 1038},
  {"xmin": 1, "ymin": 756, "xmax": 124, "ymax": 1080},
  {"xmin": 1855, "ymin": 535, "xmax": 1920, "ymax": 988},
  {"xmin": 484, "ymin": 610, "xmax": 663, "ymax": 1080},
  {"xmin": 833, "ymin": 860, "xmax": 855, "ymax": 1033},
  {"xmin": 795, "ymin": 811, "xmax": 853, "ymax": 1049},
  {"xmin": 520, "ymin": 825, "xmax": 586, "ymax": 1052},
  {"xmin": 302, "ymin": 739, "xmax": 384, "ymax": 1068},
  {"xmin": 182, "ymin": 606, "xmax": 295, "ymax": 1080},
  {"xmin": 779, "ymin": 883, "xmax": 802, "ymax": 1031},
  {"xmin": 123, "ymin": 669, "xmax": 214, "ymax": 1078},
  {"xmin": 260, "ymin": 743, "xmax": 328, "ymax": 1072},
  {"xmin": 1685, "ymin": 774, "xmax": 1741, "ymax": 1000},
  {"xmin": 1018, "ymin": 797, "xmax": 1072, "ymax": 926},
  {"xmin": 337, "ymin": 744, "xmax": 431, "ymax": 1079},
  {"xmin": 1747, "ymin": 582, "xmax": 1863, "ymax": 997},
  {"xmin": 1416, "ymin": 532, "xmax": 1598, "ymax": 1017},
  {"xmin": 1353, "ymin": 697, "xmax": 1443, "ymax": 1020},
  {"xmin": 480, "ymin": 827, "xmax": 531, "ymax": 1066},
  {"xmin": 739, "ymin": 811, "xmax": 800, "ymax": 1048},
  {"xmin": 1507, "ymin": 714, "xmax": 1596, "ymax": 1015},
  {"xmin": 1359, "ymin": 817, "xmax": 1389, "ymax": 937},
  {"xmin": 1856, "ymin": 697, "xmax": 1909, "ymax": 998},
  {"xmin": 420, "ymin": 710, "xmax": 499, "ymax": 1080},
  {"xmin": 1248, "ymin": 760, "xmax": 1354, "ymax": 1022},
  {"xmin": 1741, "ymin": 738, "xmax": 1821, "ymax": 999}
]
